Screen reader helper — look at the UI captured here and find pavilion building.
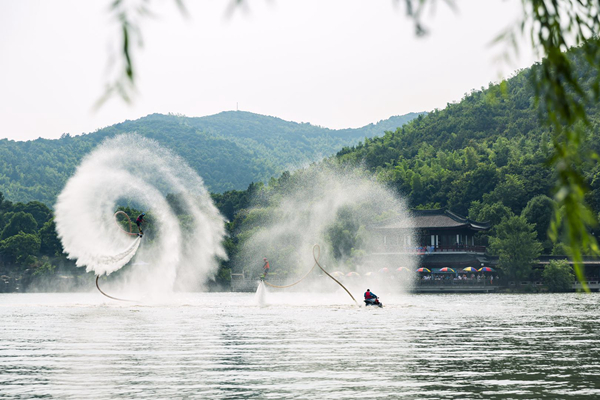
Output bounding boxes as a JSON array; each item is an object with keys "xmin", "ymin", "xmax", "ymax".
[{"xmin": 367, "ymin": 209, "xmax": 492, "ymax": 271}]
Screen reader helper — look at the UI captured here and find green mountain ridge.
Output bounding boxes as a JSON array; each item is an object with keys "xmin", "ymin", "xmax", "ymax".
[
  {"xmin": 0, "ymin": 111, "xmax": 423, "ymax": 205},
  {"xmin": 328, "ymin": 46, "xmax": 600, "ymax": 252}
]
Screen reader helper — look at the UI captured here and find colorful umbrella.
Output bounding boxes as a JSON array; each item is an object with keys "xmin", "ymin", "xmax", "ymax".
[
  {"xmin": 364, "ymin": 272, "xmax": 373, "ymax": 276},
  {"xmin": 331, "ymin": 271, "xmax": 345, "ymax": 277},
  {"xmin": 379, "ymin": 268, "xmax": 389, "ymax": 273},
  {"xmin": 478, "ymin": 267, "xmax": 495, "ymax": 272},
  {"xmin": 416, "ymin": 267, "xmax": 431, "ymax": 273},
  {"xmin": 438, "ymin": 267, "xmax": 455, "ymax": 273},
  {"xmin": 346, "ymin": 271, "xmax": 360, "ymax": 277},
  {"xmin": 462, "ymin": 267, "xmax": 478, "ymax": 272},
  {"xmin": 397, "ymin": 267, "xmax": 410, "ymax": 272}
]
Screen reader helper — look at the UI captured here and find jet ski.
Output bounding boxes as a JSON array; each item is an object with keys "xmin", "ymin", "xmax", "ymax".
[{"xmin": 364, "ymin": 297, "xmax": 383, "ymax": 308}]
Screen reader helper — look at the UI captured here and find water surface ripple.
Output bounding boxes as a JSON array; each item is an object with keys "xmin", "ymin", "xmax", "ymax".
[{"xmin": 1, "ymin": 292, "xmax": 599, "ymax": 399}]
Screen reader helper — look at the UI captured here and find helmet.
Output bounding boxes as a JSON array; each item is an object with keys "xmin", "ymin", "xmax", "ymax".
[
  {"xmin": 366, "ymin": 289, "xmax": 370, "ymax": 291},
  {"xmin": 142, "ymin": 213, "xmax": 145, "ymax": 216},
  {"xmin": 263, "ymin": 258, "xmax": 267, "ymax": 261}
]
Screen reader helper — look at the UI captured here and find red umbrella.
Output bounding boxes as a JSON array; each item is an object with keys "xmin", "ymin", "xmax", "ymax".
[{"xmin": 438, "ymin": 267, "xmax": 456, "ymax": 273}]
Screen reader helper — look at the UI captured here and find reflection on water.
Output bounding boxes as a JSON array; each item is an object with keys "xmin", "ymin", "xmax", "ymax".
[{"xmin": 1, "ymin": 292, "xmax": 599, "ymax": 399}]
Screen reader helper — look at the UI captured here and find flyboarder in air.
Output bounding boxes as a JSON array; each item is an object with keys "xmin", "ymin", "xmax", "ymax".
[
  {"xmin": 261, "ymin": 258, "xmax": 270, "ymax": 279},
  {"xmin": 136, "ymin": 213, "xmax": 145, "ymax": 237}
]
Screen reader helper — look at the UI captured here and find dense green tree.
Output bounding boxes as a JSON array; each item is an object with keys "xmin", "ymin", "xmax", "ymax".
[
  {"xmin": 489, "ymin": 216, "xmax": 543, "ymax": 281},
  {"xmin": 410, "ymin": 174, "xmax": 423, "ymax": 198},
  {"xmin": 0, "ymin": 212, "xmax": 38, "ymax": 240},
  {"xmin": 484, "ymin": 174, "xmax": 528, "ymax": 214},
  {"xmin": 468, "ymin": 201, "xmax": 515, "ymax": 229},
  {"xmin": 448, "ymin": 165, "xmax": 499, "ymax": 214},
  {"xmin": 12, "ymin": 201, "xmax": 52, "ymax": 227},
  {"xmin": 491, "ymin": 137, "xmax": 511, "ymax": 167},
  {"xmin": 542, "ymin": 259, "xmax": 574, "ymax": 292},
  {"xmin": 0, "ymin": 231, "xmax": 41, "ymax": 267},
  {"xmin": 39, "ymin": 219, "xmax": 63, "ymax": 257},
  {"xmin": 551, "ymin": 242, "xmax": 571, "ymax": 256},
  {"xmin": 211, "ymin": 188, "xmax": 251, "ymax": 223},
  {"xmin": 326, "ymin": 208, "xmax": 362, "ymax": 260},
  {"xmin": 465, "ymin": 147, "xmax": 478, "ymax": 170},
  {"xmin": 522, "ymin": 195, "xmax": 555, "ymax": 244}
]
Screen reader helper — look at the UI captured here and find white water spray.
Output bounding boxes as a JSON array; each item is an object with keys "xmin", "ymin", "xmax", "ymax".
[
  {"xmin": 255, "ymin": 281, "xmax": 267, "ymax": 307},
  {"xmin": 237, "ymin": 165, "xmax": 416, "ymax": 299},
  {"xmin": 55, "ymin": 134, "xmax": 226, "ymax": 294}
]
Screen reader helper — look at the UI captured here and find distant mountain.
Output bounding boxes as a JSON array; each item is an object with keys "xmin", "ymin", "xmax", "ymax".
[{"xmin": 0, "ymin": 111, "xmax": 423, "ymax": 205}]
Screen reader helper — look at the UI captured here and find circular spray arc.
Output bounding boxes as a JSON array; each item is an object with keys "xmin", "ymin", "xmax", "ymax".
[{"xmin": 54, "ymin": 133, "xmax": 227, "ymax": 297}]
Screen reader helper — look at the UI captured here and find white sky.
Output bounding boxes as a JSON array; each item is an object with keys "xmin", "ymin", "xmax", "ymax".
[{"xmin": 0, "ymin": 0, "xmax": 537, "ymax": 141}]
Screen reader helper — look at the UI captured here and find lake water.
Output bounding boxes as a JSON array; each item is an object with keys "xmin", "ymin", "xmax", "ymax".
[{"xmin": 1, "ymin": 291, "xmax": 599, "ymax": 399}]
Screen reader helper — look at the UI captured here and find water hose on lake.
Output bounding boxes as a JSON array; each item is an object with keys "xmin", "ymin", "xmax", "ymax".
[
  {"xmin": 114, "ymin": 210, "xmax": 140, "ymax": 236},
  {"xmin": 262, "ymin": 258, "xmax": 317, "ymax": 289},
  {"xmin": 264, "ymin": 244, "xmax": 358, "ymax": 306},
  {"xmin": 95, "ymin": 275, "xmax": 135, "ymax": 303},
  {"xmin": 312, "ymin": 244, "xmax": 358, "ymax": 306}
]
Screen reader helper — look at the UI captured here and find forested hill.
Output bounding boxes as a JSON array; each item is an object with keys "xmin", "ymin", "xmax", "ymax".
[
  {"xmin": 0, "ymin": 111, "xmax": 422, "ymax": 205},
  {"xmin": 334, "ymin": 47, "xmax": 600, "ymax": 249}
]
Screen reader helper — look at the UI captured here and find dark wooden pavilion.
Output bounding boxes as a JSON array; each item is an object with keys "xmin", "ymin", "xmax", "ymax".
[{"xmin": 367, "ymin": 209, "xmax": 492, "ymax": 271}]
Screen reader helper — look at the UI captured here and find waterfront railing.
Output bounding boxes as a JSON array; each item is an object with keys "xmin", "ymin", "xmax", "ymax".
[{"xmin": 375, "ymin": 245, "xmax": 487, "ymax": 254}]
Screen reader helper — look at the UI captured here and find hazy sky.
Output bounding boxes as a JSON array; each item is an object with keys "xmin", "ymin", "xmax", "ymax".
[{"xmin": 0, "ymin": 0, "xmax": 537, "ymax": 141}]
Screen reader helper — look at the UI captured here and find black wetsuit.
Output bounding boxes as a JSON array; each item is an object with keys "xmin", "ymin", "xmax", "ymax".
[{"xmin": 136, "ymin": 215, "xmax": 144, "ymax": 233}]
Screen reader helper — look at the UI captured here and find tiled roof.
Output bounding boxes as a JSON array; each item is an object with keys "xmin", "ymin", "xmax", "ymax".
[
  {"xmin": 372, "ymin": 209, "xmax": 490, "ymax": 231},
  {"xmin": 420, "ymin": 253, "xmax": 490, "ymax": 264}
]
